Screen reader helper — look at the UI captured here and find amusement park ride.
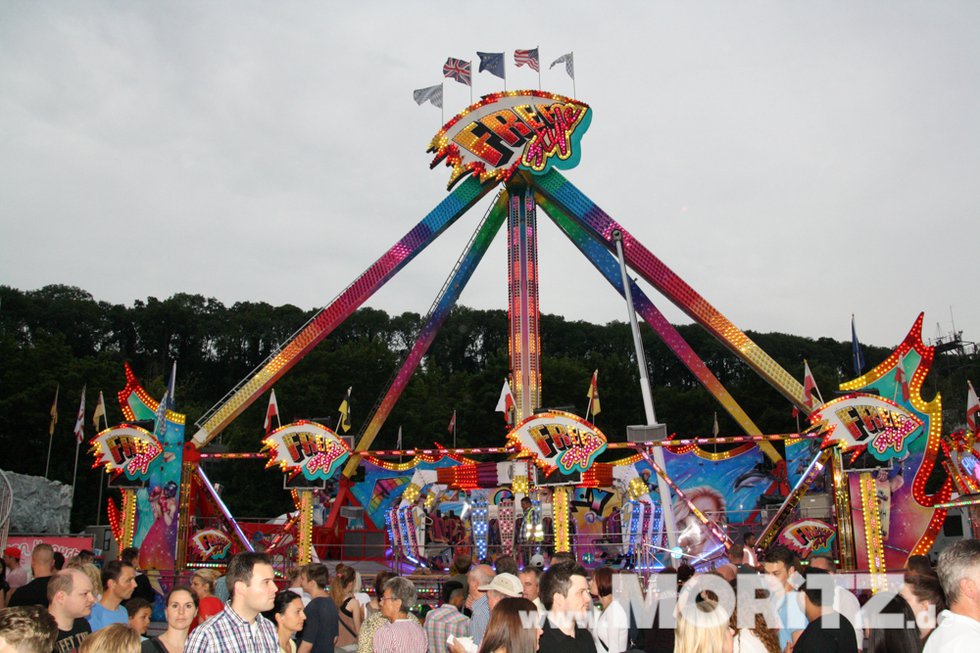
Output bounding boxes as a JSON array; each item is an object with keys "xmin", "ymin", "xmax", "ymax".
[{"xmin": 88, "ymin": 89, "xmax": 978, "ymax": 588}]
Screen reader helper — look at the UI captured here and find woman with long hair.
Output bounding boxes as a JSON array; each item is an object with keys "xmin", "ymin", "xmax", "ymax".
[
  {"xmin": 332, "ymin": 564, "xmax": 363, "ymax": 652},
  {"xmin": 80, "ymin": 623, "xmax": 141, "ymax": 653},
  {"xmin": 271, "ymin": 590, "xmax": 306, "ymax": 653},
  {"xmin": 590, "ymin": 567, "xmax": 628, "ymax": 653},
  {"xmin": 729, "ymin": 595, "xmax": 780, "ymax": 653},
  {"xmin": 189, "ymin": 568, "xmax": 224, "ymax": 629},
  {"xmin": 900, "ymin": 572, "xmax": 946, "ymax": 641},
  {"xmin": 674, "ymin": 598, "xmax": 734, "ymax": 653},
  {"xmin": 477, "ymin": 596, "xmax": 540, "ymax": 653},
  {"xmin": 864, "ymin": 594, "xmax": 922, "ymax": 653},
  {"xmin": 141, "ymin": 586, "xmax": 199, "ymax": 653}
]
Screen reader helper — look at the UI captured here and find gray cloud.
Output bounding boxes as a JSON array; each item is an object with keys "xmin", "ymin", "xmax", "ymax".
[{"xmin": 1, "ymin": 1, "xmax": 977, "ymax": 353}]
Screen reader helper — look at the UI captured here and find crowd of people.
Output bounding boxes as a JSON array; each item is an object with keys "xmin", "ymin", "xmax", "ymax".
[{"xmin": 2, "ymin": 537, "xmax": 979, "ymax": 653}]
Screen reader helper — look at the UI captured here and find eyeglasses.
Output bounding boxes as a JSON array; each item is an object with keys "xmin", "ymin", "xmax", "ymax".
[{"xmin": 379, "ymin": 596, "xmax": 399, "ymax": 603}]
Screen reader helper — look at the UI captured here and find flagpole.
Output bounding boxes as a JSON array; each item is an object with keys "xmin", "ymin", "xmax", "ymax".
[
  {"xmin": 95, "ymin": 407, "xmax": 105, "ymax": 524},
  {"xmin": 71, "ymin": 439, "xmax": 81, "ymax": 499},
  {"xmin": 469, "ymin": 62, "xmax": 473, "ymax": 104},
  {"xmin": 572, "ymin": 52, "xmax": 576, "ymax": 98},
  {"xmin": 94, "ymin": 404, "xmax": 108, "ymax": 525},
  {"xmin": 441, "ymin": 81, "xmax": 445, "ymax": 124},
  {"xmin": 45, "ymin": 383, "xmax": 59, "ymax": 479}
]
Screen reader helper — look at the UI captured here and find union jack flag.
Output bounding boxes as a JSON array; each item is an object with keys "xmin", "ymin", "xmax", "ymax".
[
  {"xmin": 443, "ymin": 57, "xmax": 472, "ymax": 86},
  {"xmin": 514, "ymin": 48, "xmax": 539, "ymax": 72}
]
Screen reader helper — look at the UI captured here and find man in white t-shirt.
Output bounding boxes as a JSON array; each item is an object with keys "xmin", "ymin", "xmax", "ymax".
[{"xmin": 925, "ymin": 539, "xmax": 980, "ymax": 652}]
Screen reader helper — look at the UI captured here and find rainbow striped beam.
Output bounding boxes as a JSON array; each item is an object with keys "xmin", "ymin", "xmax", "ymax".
[
  {"xmin": 340, "ymin": 193, "xmax": 509, "ymax": 477},
  {"xmin": 508, "ymin": 187, "xmax": 542, "ymax": 421},
  {"xmin": 191, "ymin": 176, "xmax": 497, "ymax": 447},
  {"xmin": 529, "ymin": 169, "xmax": 808, "ymax": 409},
  {"xmin": 538, "ymin": 194, "xmax": 773, "ymax": 459}
]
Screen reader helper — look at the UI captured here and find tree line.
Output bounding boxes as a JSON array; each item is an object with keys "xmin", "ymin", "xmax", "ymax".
[{"xmin": 1, "ymin": 284, "xmax": 975, "ymax": 530}]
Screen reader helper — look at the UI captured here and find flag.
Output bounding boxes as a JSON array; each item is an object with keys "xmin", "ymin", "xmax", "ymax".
[
  {"xmin": 443, "ymin": 57, "xmax": 472, "ymax": 86},
  {"xmin": 514, "ymin": 48, "xmax": 539, "ymax": 72},
  {"xmin": 550, "ymin": 52, "xmax": 575, "ymax": 79},
  {"xmin": 712, "ymin": 412, "xmax": 719, "ymax": 437},
  {"xmin": 851, "ymin": 315, "xmax": 865, "ymax": 377},
  {"xmin": 166, "ymin": 361, "xmax": 177, "ymax": 405},
  {"xmin": 586, "ymin": 369, "xmax": 601, "ymax": 416},
  {"xmin": 264, "ymin": 389, "xmax": 280, "ymax": 434},
  {"xmin": 803, "ymin": 360, "xmax": 823, "ymax": 410},
  {"xmin": 448, "ymin": 410, "xmax": 456, "ymax": 434},
  {"xmin": 495, "ymin": 379, "xmax": 516, "ymax": 426},
  {"xmin": 49, "ymin": 385, "xmax": 59, "ymax": 436},
  {"xmin": 413, "ymin": 84, "xmax": 443, "ymax": 108},
  {"xmin": 477, "ymin": 52, "xmax": 505, "ymax": 79},
  {"xmin": 894, "ymin": 353, "xmax": 910, "ymax": 402},
  {"xmin": 791, "ymin": 406, "xmax": 800, "ymax": 419},
  {"xmin": 338, "ymin": 387, "xmax": 352, "ymax": 433},
  {"xmin": 153, "ymin": 388, "xmax": 170, "ymax": 441},
  {"xmin": 92, "ymin": 390, "xmax": 106, "ymax": 429},
  {"xmin": 73, "ymin": 386, "xmax": 86, "ymax": 444},
  {"xmin": 967, "ymin": 381, "xmax": 980, "ymax": 433}
]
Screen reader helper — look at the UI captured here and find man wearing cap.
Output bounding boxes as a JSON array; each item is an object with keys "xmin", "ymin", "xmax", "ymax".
[
  {"xmin": 3, "ymin": 547, "xmax": 29, "ymax": 598},
  {"xmin": 471, "ymin": 573, "xmax": 523, "ymax": 646}
]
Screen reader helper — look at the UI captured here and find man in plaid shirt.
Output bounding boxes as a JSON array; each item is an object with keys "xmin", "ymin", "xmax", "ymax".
[
  {"xmin": 185, "ymin": 552, "xmax": 279, "ymax": 653},
  {"xmin": 424, "ymin": 582, "xmax": 470, "ymax": 653}
]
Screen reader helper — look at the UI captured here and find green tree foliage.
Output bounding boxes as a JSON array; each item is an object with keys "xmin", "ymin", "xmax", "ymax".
[{"xmin": 1, "ymin": 284, "xmax": 976, "ymax": 531}]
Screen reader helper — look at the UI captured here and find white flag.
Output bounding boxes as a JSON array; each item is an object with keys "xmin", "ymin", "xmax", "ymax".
[
  {"xmin": 549, "ymin": 52, "xmax": 574, "ymax": 79},
  {"xmin": 413, "ymin": 84, "xmax": 443, "ymax": 108}
]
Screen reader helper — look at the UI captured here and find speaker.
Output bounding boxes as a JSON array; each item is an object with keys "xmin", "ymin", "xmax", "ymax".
[{"xmin": 626, "ymin": 424, "xmax": 668, "ymax": 443}]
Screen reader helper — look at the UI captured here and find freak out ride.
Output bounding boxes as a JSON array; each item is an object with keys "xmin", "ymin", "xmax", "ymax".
[{"xmin": 89, "ymin": 90, "xmax": 977, "ymax": 590}]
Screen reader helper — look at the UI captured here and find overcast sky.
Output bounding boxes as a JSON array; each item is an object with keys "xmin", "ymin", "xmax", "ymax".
[{"xmin": 2, "ymin": 2, "xmax": 977, "ymax": 352}]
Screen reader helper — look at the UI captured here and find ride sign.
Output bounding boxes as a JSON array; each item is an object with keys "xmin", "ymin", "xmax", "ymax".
[
  {"xmin": 809, "ymin": 394, "xmax": 924, "ymax": 461},
  {"xmin": 507, "ymin": 411, "xmax": 607, "ymax": 475},
  {"xmin": 90, "ymin": 425, "xmax": 163, "ymax": 481},
  {"xmin": 428, "ymin": 90, "xmax": 592, "ymax": 189},
  {"xmin": 262, "ymin": 420, "xmax": 351, "ymax": 482}
]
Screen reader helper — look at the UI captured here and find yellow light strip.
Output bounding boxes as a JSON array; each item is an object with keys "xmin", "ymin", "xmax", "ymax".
[{"xmin": 859, "ymin": 472, "xmax": 887, "ymax": 592}]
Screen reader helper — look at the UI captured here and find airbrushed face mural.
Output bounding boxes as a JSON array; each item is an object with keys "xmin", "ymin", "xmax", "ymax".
[{"xmin": 631, "ymin": 443, "xmax": 773, "ymax": 562}]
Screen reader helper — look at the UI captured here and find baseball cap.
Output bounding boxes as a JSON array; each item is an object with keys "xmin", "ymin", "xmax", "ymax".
[
  {"xmin": 3, "ymin": 546, "xmax": 21, "ymax": 560},
  {"xmin": 478, "ymin": 573, "xmax": 522, "ymax": 597},
  {"xmin": 529, "ymin": 554, "xmax": 545, "ymax": 569}
]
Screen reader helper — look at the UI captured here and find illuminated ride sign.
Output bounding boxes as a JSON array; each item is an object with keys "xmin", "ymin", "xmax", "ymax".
[
  {"xmin": 262, "ymin": 420, "xmax": 351, "ymax": 482},
  {"xmin": 190, "ymin": 528, "xmax": 232, "ymax": 561},
  {"xmin": 809, "ymin": 393, "xmax": 924, "ymax": 461},
  {"xmin": 779, "ymin": 519, "xmax": 836, "ymax": 558},
  {"xmin": 90, "ymin": 425, "xmax": 163, "ymax": 481},
  {"xmin": 428, "ymin": 90, "xmax": 592, "ymax": 189},
  {"xmin": 506, "ymin": 411, "xmax": 607, "ymax": 476}
]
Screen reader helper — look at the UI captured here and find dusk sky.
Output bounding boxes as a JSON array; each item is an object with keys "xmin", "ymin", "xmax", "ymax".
[{"xmin": 2, "ymin": 2, "xmax": 977, "ymax": 352}]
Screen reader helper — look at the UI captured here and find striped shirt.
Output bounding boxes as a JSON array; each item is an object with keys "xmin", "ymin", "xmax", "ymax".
[
  {"xmin": 424, "ymin": 604, "xmax": 471, "ymax": 653},
  {"xmin": 469, "ymin": 596, "xmax": 490, "ymax": 646},
  {"xmin": 373, "ymin": 619, "xmax": 427, "ymax": 653},
  {"xmin": 185, "ymin": 604, "xmax": 279, "ymax": 653},
  {"xmin": 358, "ymin": 611, "xmax": 420, "ymax": 653}
]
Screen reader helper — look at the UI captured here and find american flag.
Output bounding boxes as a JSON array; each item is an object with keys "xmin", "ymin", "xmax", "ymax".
[
  {"xmin": 443, "ymin": 57, "xmax": 472, "ymax": 86},
  {"xmin": 514, "ymin": 48, "xmax": 539, "ymax": 72}
]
